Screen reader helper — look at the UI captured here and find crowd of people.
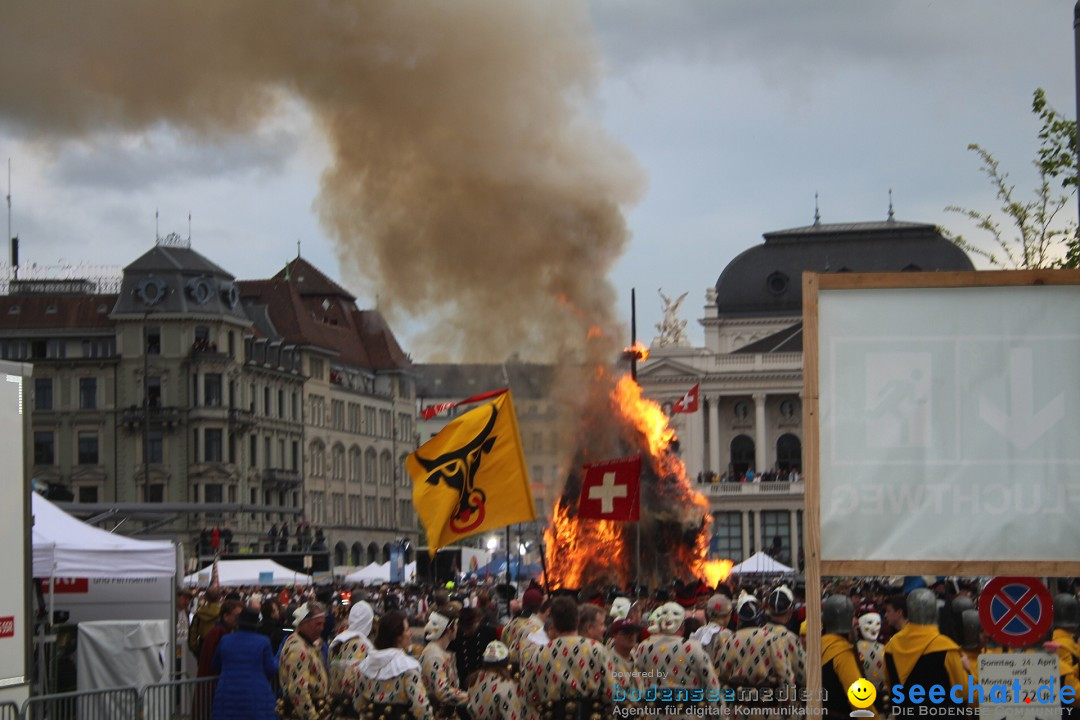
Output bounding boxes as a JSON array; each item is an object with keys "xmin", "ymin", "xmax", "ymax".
[{"xmin": 175, "ymin": 575, "xmax": 1080, "ymax": 719}]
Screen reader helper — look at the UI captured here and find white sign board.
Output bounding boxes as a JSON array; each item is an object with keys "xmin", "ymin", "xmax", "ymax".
[
  {"xmin": 818, "ymin": 286, "xmax": 1080, "ymax": 562},
  {"xmin": 0, "ymin": 361, "xmax": 29, "ymax": 703},
  {"xmin": 44, "ymin": 576, "xmax": 172, "ymax": 624},
  {"xmin": 978, "ymin": 653, "xmax": 1060, "ymax": 719}
]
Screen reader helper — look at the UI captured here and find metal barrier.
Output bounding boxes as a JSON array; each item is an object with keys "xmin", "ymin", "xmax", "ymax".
[
  {"xmin": 0, "ymin": 702, "xmax": 19, "ymax": 720},
  {"xmin": 22, "ymin": 686, "xmax": 139, "ymax": 720},
  {"xmin": 140, "ymin": 677, "xmax": 218, "ymax": 720}
]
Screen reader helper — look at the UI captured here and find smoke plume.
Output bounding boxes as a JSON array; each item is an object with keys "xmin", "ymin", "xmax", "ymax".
[{"xmin": 0, "ymin": 1, "xmax": 644, "ymax": 361}]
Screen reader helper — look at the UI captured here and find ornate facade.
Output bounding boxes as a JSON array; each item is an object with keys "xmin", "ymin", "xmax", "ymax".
[{"xmin": 638, "ymin": 218, "xmax": 974, "ymax": 569}]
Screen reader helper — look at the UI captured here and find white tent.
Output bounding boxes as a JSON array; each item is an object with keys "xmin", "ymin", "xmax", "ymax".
[
  {"xmin": 343, "ymin": 561, "xmax": 417, "ymax": 584},
  {"xmin": 728, "ymin": 551, "xmax": 794, "ymax": 575},
  {"xmin": 32, "ymin": 493, "xmax": 176, "ymax": 579},
  {"xmin": 183, "ymin": 558, "xmax": 313, "ymax": 587}
]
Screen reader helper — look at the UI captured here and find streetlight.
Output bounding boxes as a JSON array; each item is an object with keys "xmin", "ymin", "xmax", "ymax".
[{"xmin": 485, "ymin": 536, "xmax": 498, "ymax": 552}]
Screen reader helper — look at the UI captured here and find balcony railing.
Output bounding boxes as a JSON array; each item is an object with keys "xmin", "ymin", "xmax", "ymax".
[
  {"xmin": 702, "ymin": 481, "xmax": 803, "ymax": 496},
  {"xmin": 120, "ymin": 405, "xmax": 183, "ymax": 431},
  {"xmin": 227, "ymin": 407, "xmax": 255, "ymax": 432},
  {"xmin": 262, "ymin": 468, "xmax": 302, "ymax": 486}
]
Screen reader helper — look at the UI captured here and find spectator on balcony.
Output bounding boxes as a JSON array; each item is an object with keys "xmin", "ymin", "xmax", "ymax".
[
  {"xmin": 279, "ymin": 522, "xmax": 289, "ymax": 553},
  {"xmin": 267, "ymin": 524, "xmax": 278, "ymax": 553}
]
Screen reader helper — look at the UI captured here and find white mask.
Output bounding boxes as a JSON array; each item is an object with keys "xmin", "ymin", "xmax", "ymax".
[{"xmin": 858, "ymin": 612, "xmax": 881, "ymax": 642}]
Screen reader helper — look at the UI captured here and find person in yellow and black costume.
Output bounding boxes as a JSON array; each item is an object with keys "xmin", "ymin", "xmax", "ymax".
[
  {"xmin": 821, "ymin": 595, "xmax": 880, "ymax": 720},
  {"xmin": 278, "ymin": 602, "xmax": 333, "ymax": 720},
  {"xmin": 884, "ymin": 589, "xmax": 968, "ymax": 714},
  {"xmin": 1052, "ymin": 593, "xmax": 1080, "ymax": 719}
]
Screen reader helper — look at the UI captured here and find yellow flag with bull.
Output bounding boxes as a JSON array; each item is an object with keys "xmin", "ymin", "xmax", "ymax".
[{"xmin": 409, "ymin": 389, "xmax": 537, "ymax": 554}]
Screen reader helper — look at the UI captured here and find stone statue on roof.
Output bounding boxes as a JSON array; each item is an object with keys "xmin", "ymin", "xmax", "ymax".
[{"xmin": 654, "ymin": 288, "xmax": 690, "ymax": 348}]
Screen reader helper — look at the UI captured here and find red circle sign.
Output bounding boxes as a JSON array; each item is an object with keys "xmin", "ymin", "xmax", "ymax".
[{"xmin": 978, "ymin": 577, "xmax": 1053, "ymax": 648}]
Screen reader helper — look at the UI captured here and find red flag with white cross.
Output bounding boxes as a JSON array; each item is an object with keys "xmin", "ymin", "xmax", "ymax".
[
  {"xmin": 577, "ymin": 455, "xmax": 641, "ymax": 522},
  {"xmin": 672, "ymin": 383, "xmax": 700, "ymax": 413}
]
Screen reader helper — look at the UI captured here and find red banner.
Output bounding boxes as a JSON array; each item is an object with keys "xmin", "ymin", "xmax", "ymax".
[
  {"xmin": 578, "ymin": 455, "xmax": 641, "ymax": 522},
  {"xmin": 36, "ymin": 578, "xmax": 89, "ymax": 594}
]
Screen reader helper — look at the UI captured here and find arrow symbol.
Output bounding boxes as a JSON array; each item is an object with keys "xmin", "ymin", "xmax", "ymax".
[{"xmin": 979, "ymin": 347, "xmax": 1064, "ymax": 450}]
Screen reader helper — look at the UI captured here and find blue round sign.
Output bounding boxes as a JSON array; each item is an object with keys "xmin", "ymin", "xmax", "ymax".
[{"xmin": 979, "ymin": 576, "xmax": 1053, "ymax": 648}]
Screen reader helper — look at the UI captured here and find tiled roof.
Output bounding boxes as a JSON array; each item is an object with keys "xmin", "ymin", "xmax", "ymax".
[
  {"xmin": 238, "ymin": 276, "xmax": 411, "ymax": 372},
  {"xmin": 0, "ymin": 294, "xmax": 118, "ymax": 331},
  {"xmin": 273, "ymin": 258, "xmax": 356, "ymax": 301}
]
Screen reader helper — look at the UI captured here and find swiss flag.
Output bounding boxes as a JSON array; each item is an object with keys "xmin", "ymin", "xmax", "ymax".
[
  {"xmin": 672, "ymin": 383, "xmax": 700, "ymax": 413},
  {"xmin": 577, "ymin": 455, "xmax": 641, "ymax": 522}
]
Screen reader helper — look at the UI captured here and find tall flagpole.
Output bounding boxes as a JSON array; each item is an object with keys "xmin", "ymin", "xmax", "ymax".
[{"xmin": 631, "ymin": 288, "xmax": 641, "ymax": 584}]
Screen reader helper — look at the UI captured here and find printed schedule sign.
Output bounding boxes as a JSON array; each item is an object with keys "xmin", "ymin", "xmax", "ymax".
[
  {"xmin": 817, "ymin": 285, "xmax": 1080, "ymax": 563},
  {"xmin": 978, "ymin": 653, "xmax": 1060, "ymax": 718}
]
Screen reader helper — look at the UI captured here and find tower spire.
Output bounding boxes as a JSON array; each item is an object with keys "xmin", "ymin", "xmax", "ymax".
[
  {"xmin": 887, "ymin": 188, "xmax": 895, "ymax": 221},
  {"xmin": 813, "ymin": 192, "xmax": 821, "ymax": 226}
]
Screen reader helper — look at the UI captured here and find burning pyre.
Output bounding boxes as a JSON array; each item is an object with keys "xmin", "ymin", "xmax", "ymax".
[{"xmin": 544, "ymin": 367, "xmax": 731, "ymax": 591}]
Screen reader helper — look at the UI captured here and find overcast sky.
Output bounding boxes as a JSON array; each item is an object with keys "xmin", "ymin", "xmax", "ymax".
[{"xmin": 0, "ymin": 1, "xmax": 1075, "ymax": 358}]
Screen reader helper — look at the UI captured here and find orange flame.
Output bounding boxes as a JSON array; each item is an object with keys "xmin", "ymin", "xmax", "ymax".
[
  {"xmin": 544, "ymin": 371, "xmax": 732, "ymax": 590},
  {"xmin": 623, "ymin": 341, "xmax": 650, "ymax": 362}
]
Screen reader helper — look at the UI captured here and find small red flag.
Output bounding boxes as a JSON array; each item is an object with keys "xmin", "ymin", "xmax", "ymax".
[
  {"xmin": 578, "ymin": 455, "xmax": 641, "ymax": 522},
  {"xmin": 420, "ymin": 388, "xmax": 508, "ymax": 420},
  {"xmin": 672, "ymin": 383, "xmax": 700, "ymax": 414}
]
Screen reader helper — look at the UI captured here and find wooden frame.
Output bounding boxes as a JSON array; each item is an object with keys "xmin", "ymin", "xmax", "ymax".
[{"xmin": 802, "ymin": 269, "xmax": 1080, "ymax": 699}]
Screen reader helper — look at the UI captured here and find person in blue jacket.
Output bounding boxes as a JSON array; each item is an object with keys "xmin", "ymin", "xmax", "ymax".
[{"xmin": 211, "ymin": 606, "xmax": 278, "ymax": 720}]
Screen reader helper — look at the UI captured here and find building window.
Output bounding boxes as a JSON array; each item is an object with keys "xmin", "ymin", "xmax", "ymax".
[
  {"xmin": 349, "ymin": 496, "xmax": 361, "ymax": 525},
  {"xmin": 350, "ymin": 447, "xmax": 361, "ymax": 483},
  {"xmin": 332, "ymin": 400, "xmax": 344, "ymax": 430},
  {"xmin": 148, "ymin": 430, "xmax": 163, "ymax": 464},
  {"xmin": 78, "ymin": 432, "xmax": 99, "ymax": 465},
  {"xmin": 309, "ymin": 358, "xmax": 324, "ymax": 380},
  {"xmin": 348, "ymin": 404, "xmax": 360, "ymax": 433},
  {"xmin": 331, "ymin": 493, "xmax": 344, "ymax": 525},
  {"xmin": 278, "ymin": 390, "xmax": 285, "ymax": 418},
  {"xmin": 399, "ymin": 499, "xmax": 411, "ymax": 528},
  {"xmin": 34, "ymin": 431, "xmax": 55, "ymax": 465},
  {"xmin": 147, "ymin": 484, "xmax": 164, "ymax": 503},
  {"xmin": 79, "ymin": 377, "xmax": 97, "ymax": 409},
  {"xmin": 332, "ymin": 444, "xmax": 345, "ymax": 480},
  {"xmin": 310, "ymin": 491, "xmax": 325, "ymax": 524},
  {"xmin": 291, "ymin": 392, "xmax": 299, "ymax": 421},
  {"xmin": 204, "ymin": 374, "xmax": 222, "ymax": 407},
  {"xmin": 712, "ymin": 511, "xmax": 743, "ymax": 562},
  {"xmin": 365, "ymin": 449, "xmax": 376, "ymax": 484},
  {"xmin": 291, "ymin": 441, "xmax": 299, "ymax": 471},
  {"xmin": 380, "ymin": 409, "xmax": 391, "ymax": 439},
  {"xmin": 364, "ymin": 496, "xmax": 376, "ymax": 526},
  {"xmin": 761, "ymin": 510, "xmax": 792, "ymax": 567},
  {"xmin": 34, "ymin": 378, "xmax": 52, "ymax": 411},
  {"xmin": 380, "ymin": 452, "xmax": 391, "ymax": 485},
  {"xmin": 264, "ymin": 387, "xmax": 271, "ymax": 415},
  {"xmin": 311, "ymin": 442, "xmax": 325, "ymax": 477},
  {"xmin": 78, "ymin": 486, "xmax": 98, "ymax": 504},
  {"xmin": 147, "ymin": 377, "xmax": 162, "ymax": 407},
  {"xmin": 249, "ymin": 434, "xmax": 258, "ymax": 468},
  {"xmin": 204, "ymin": 484, "xmax": 223, "ymax": 503},
  {"xmin": 146, "ymin": 328, "xmax": 161, "ymax": 355},
  {"xmin": 205, "ymin": 429, "xmax": 223, "ymax": 463},
  {"xmin": 364, "ymin": 407, "xmax": 376, "ymax": 435}
]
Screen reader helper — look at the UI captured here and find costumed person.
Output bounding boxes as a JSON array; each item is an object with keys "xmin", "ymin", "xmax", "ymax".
[
  {"xmin": 821, "ymin": 595, "xmax": 879, "ymax": 720},
  {"xmin": 419, "ymin": 611, "xmax": 468, "ymax": 718},
  {"xmin": 958, "ymin": 609, "xmax": 983, "ymax": 683},
  {"xmin": 610, "ymin": 596, "xmax": 632, "ymax": 622},
  {"xmin": 447, "ymin": 607, "xmax": 497, "ymax": 689},
  {"xmin": 718, "ymin": 592, "xmax": 797, "ymax": 714},
  {"xmin": 608, "ymin": 619, "xmax": 644, "ymax": 696},
  {"xmin": 329, "ymin": 600, "xmax": 374, "ymax": 719},
  {"xmin": 1052, "ymin": 593, "xmax": 1080, "ymax": 715},
  {"xmin": 501, "ymin": 586, "xmax": 545, "ymax": 668},
  {"xmin": 466, "ymin": 641, "xmax": 526, "ymax": 720},
  {"xmin": 884, "ymin": 589, "xmax": 968, "ymax": 713},
  {"xmin": 855, "ymin": 610, "xmax": 887, "ymax": 699},
  {"xmin": 690, "ymin": 593, "xmax": 734, "ymax": 671},
  {"xmin": 356, "ymin": 609, "xmax": 432, "ymax": 720},
  {"xmin": 762, "ymin": 584, "xmax": 806, "ymax": 693},
  {"xmin": 211, "ymin": 607, "xmax": 278, "ymax": 720},
  {"xmin": 278, "ymin": 602, "xmax": 332, "ymax": 720},
  {"xmin": 521, "ymin": 597, "xmax": 619, "ymax": 719},
  {"xmin": 631, "ymin": 601, "xmax": 722, "ymax": 716}
]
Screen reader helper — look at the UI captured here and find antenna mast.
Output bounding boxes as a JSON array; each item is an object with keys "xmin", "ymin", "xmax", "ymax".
[{"xmin": 7, "ymin": 159, "xmax": 15, "ymax": 281}]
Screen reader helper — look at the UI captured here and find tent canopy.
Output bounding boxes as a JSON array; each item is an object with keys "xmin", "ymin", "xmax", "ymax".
[
  {"xmin": 184, "ymin": 559, "xmax": 313, "ymax": 587},
  {"xmin": 343, "ymin": 561, "xmax": 417, "ymax": 585},
  {"xmin": 32, "ymin": 493, "xmax": 176, "ymax": 579},
  {"xmin": 728, "ymin": 551, "xmax": 794, "ymax": 575}
]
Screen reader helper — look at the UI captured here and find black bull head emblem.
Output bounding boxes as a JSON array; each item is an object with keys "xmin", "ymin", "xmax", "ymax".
[{"xmin": 415, "ymin": 404, "xmax": 499, "ymax": 534}]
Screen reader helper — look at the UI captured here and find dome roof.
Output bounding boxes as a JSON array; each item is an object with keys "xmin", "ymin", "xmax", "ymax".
[{"xmin": 714, "ymin": 220, "xmax": 973, "ymax": 318}]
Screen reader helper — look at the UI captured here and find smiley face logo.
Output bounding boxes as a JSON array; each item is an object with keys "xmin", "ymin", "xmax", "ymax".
[{"xmin": 847, "ymin": 678, "xmax": 877, "ymax": 709}]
